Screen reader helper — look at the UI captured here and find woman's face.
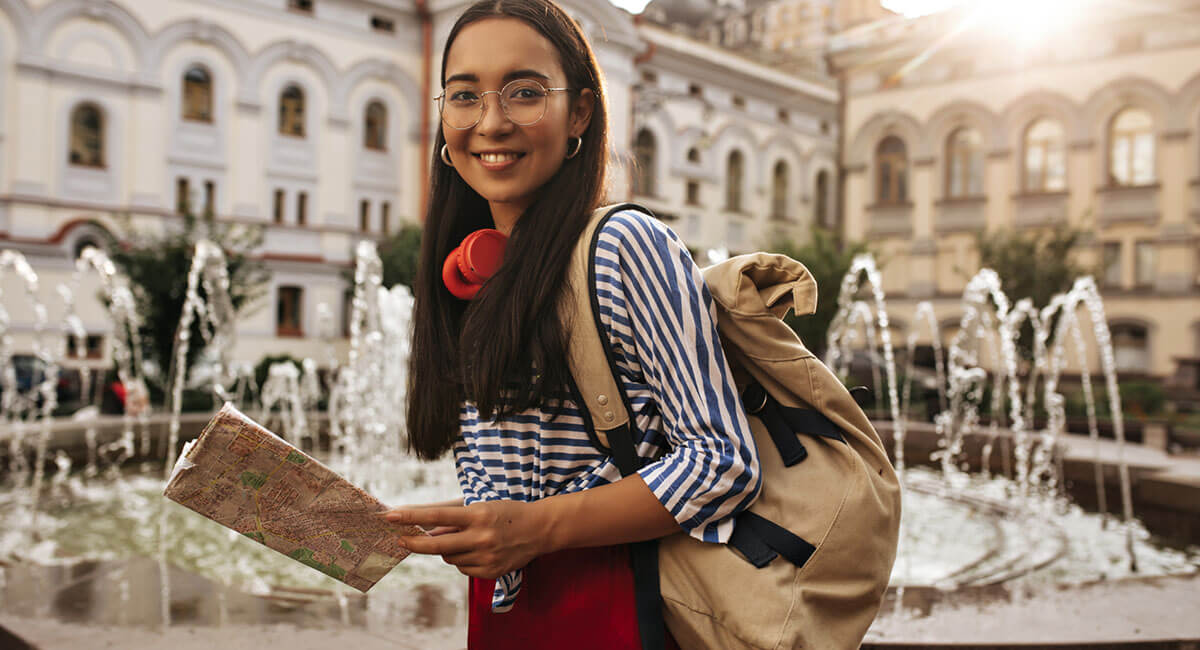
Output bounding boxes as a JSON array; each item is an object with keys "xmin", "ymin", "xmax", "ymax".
[{"xmin": 441, "ymin": 18, "xmax": 594, "ymax": 226}]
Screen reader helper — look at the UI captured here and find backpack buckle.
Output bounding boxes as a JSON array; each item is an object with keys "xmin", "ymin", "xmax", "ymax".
[{"xmin": 742, "ymin": 383, "xmax": 769, "ymax": 415}]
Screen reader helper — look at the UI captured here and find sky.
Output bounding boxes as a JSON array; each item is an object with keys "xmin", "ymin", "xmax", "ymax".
[{"xmin": 607, "ymin": 0, "xmax": 957, "ymax": 18}]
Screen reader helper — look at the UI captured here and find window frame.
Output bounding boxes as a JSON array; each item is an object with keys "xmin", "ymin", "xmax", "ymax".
[
  {"xmin": 181, "ymin": 65, "xmax": 214, "ymax": 124},
  {"xmin": 875, "ymin": 135, "xmax": 909, "ymax": 205},
  {"xmin": 633, "ymin": 128, "xmax": 657, "ymax": 198},
  {"xmin": 364, "ymin": 100, "xmax": 388, "ymax": 151},
  {"xmin": 278, "ymin": 85, "xmax": 307, "ymax": 138},
  {"xmin": 1108, "ymin": 107, "xmax": 1156, "ymax": 187},
  {"xmin": 944, "ymin": 126, "xmax": 984, "ymax": 199},
  {"xmin": 1022, "ymin": 117, "xmax": 1067, "ymax": 193},
  {"xmin": 276, "ymin": 286, "xmax": 305, "ymax": 338},
  {"xmin": 726, "ymin": 149, "xmax": 745, "ymax": 212},
  {"xmin": 69, "ymin": 103, "xmax": 106, "ymax": 169}
]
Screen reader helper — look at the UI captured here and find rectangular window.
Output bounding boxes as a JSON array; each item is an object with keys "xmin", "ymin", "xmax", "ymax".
[
  {"xmin": 370, "ymin": 15, "xmax": 394, "ymax": 33},
  {"xmin": 66, "ymin": 333, "xmax": 105, "ymax": 359},
  {"xmin": 778, "ymin": 108, "xmax": 789, "ymax": 124},
  {"xmin": 359, "ymin": 200, "xmax": 370, "ymax": 232},
  {"xmin": 1135, "ymin": 240, "xmax": 1156, "ymax": 287},
  {"xmin": 686, "ymin": 180, "xmax": 700, "ymax": 206},
  {"xmin": 342, "ymin": 289, "xmax": 354, "ymax": 338},
  {"xmin": 297, "ymin": 192, "xmax": 307, "ymax": 226},
  {"xmin": 276, "ymin": 286, "xmax": 303, "ymax": 337},
  {"xmin": 176, "ymin": 177, "xmax": 190, "ymax": 215},
  {"xmin": 273, "ymin": 189, "xmax": 284, "ymax": 224},
  {"xmin": 732, "ymin": 95, "xmax": 746, "ymax": 110},
  {"xmin": 689, "ymin": 83, "xmax": 703, "ymax": 98},
  {"xmin": 641, "ymin": 70, "xmax": 658, "ymax": 85},
  {"xmin": 288, "ymin": 0, "xmax": 313, "ymax": 13},
  {"xmin": 381, "ymin": 201, "xmax": 390, "ymax": 235},
  {"xmin": 203, "ymin": 180, "xmax": 215, "ymax": 217},
  {"xmin": 1102, "ymin": 241, "xmax": 1122, "ymax": 288}
]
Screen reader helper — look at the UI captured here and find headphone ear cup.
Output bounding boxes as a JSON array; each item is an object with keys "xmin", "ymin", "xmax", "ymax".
[
  {"xmin": 442, "ymin": 245, "xmax": 480, "ymax": 300},
  {"xmin": 458, "ymin": 229, "xmax": 508, "ymax": 284}
]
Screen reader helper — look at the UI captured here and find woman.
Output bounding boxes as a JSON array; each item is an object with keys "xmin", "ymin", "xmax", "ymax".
[{"xmin": 384, "ymin": 1, "xmax": 761, "ymax": 647}]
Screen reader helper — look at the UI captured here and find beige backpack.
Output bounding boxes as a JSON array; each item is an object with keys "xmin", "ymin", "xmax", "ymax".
[{"xmin": 563, "ymin": 204, "xmax": 902, "ymax": 649}]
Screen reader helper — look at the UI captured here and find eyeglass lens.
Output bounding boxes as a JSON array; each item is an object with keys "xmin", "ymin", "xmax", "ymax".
[{"xmin": 439, "ymin": 79, "xmax": 550, "ymax": 129}]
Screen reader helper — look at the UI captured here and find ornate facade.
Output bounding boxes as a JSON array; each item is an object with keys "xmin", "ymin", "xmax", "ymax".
[
  {"xmin": 829, "ymin": 0, "xmax": 1200, "ymax": 378},
  {"xmin": 0, "ymin": 0, "xmax": 832, "ymax": 369}
]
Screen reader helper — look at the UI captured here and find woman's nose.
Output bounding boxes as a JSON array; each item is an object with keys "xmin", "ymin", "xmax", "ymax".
[{"xmin": 475, "ymin": 93, "xmax": 515, "ymax": 135}]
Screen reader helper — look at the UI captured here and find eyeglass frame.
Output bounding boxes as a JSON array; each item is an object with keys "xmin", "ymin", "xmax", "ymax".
[{"xmin": 433, "ymin": 78, "xmax": 574, "ymax": 130}]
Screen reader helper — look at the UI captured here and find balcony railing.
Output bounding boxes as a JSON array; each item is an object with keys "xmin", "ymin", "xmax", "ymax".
[
  {"xmin": 934, "ymin": 196, "xmax": 986, "ymax": 234},
  {"xmin": 1011, "ymin": 191, "xmax": 1068, "ymax": 228},
  {"xmin": 1096, "ymin": 183, "xmax": 1160, "ymax": 226},
  {"xmin": 867, "ymin": 202, "xmax": 913, "ymax": 237}
]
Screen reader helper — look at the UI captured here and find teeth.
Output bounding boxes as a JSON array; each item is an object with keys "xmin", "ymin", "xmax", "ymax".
[{"xmin": 480, "ymin": 152, "xmax": 521, "ymax": 163}]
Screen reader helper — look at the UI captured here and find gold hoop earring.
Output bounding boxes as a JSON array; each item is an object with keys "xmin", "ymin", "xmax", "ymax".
[
  {"xmin": 440, "ymin": 144, "xmax": 454, "ymax": 167},
  {"xmin": 565, "ymin": 136, "xmax": 582, "ymax": 160}
]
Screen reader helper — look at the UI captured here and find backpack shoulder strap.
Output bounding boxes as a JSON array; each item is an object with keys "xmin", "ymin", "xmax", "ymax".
[
  {"xmin": 565, "ymin": 202, "xmax": 668, "ymax": 650},
  {"xmin": 564, "ymin": 203, "xmax": 648, "ymax": 451}
]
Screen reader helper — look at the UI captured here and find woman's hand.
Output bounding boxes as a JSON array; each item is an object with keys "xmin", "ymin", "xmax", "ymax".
[{"xmin": 383, "ymin": 500, "xmax": 549, "ymax": 579}]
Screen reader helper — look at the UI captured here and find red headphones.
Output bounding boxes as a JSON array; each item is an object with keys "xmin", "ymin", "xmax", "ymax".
[{"xmin": 442, "ymin": 229, "xmax": 508, "ymax": 300}]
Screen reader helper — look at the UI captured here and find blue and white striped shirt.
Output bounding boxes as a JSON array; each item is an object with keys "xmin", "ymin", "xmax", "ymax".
[{"xmin": 453, "ymin": 209, "xmax": 762, "ymax": 612}]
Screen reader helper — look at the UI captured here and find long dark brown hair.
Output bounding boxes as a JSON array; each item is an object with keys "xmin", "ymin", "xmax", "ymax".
[{"xmin": 407, "ymin": 0, "xmax": 610, "ymax": 460}]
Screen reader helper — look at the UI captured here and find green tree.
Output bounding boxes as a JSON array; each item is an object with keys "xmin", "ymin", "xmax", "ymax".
[
  {"xmin": 764, "ymin": 226, "xmax": 872, "ymax": 358},
  {"xmin": 972, "ymin": 223, "xmax": 1094, "ymax": 358},
  {"xmin": 105, "ymin": 211, "xmax": 270, "ymax": 401},
  {"xmin": 378, "ymin": 223, "xmax": 423, "ymax": 289}
]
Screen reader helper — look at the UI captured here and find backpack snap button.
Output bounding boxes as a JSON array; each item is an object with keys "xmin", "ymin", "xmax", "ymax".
[
  {"xmin": 604, "ymin": 410, "xmax": 615, "ymax": 421},
  {"xmin": 597, "ymin": 394, "xmax": 609, "ymax": 405}
]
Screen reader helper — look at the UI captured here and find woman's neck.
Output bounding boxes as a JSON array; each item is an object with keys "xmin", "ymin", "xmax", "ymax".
[{"xmin": 488, "ymin": 200, "xmax": 527, "ymax": 236}]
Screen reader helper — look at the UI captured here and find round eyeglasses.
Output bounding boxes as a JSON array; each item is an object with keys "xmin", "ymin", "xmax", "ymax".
[{"xmin": 435, "ymin": 79, "xmax": 571, "ymax": 130}]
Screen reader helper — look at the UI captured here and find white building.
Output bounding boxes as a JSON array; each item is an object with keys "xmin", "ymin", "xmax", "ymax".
[{"xmin": 0, "ymin": 0, "xmax": 839, "ymax": 374}]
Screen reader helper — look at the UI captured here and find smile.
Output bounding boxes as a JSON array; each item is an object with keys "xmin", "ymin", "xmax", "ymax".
[{"xmin": 474, "ymin": 151, "xmax": 526, "ymax": 171}]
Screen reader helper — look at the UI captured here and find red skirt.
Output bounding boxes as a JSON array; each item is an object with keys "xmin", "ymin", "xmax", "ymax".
[{"xmin": 467, "ymin": 545, "xmax": 681, "ymax": 650}]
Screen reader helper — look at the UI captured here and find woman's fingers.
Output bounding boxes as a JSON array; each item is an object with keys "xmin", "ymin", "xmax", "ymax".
[
  {"xmin": 383, "ymin": 506, "xmax": 473, "ymax": 529},
  {"xmin": 400, "ymin": 529, "xmax": 477, "ymax": 556},
  {"xmin": 426, "ymin": 526, "xmax": 461, "ymax": 536}
]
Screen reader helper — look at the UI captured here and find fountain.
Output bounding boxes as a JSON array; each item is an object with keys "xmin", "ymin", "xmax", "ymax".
[{"xmin": 0, "ymin": 240, "xmax": 1196, "ymax": 647}]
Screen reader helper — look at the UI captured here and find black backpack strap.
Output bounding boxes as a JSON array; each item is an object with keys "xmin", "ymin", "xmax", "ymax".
[
  {"xmin": 585, "ymin": 204, "xmax": 666, "ymax": 650},
  {"xmin": 742, "ymin": 381, "xmax": 845, "ymax": 468}
]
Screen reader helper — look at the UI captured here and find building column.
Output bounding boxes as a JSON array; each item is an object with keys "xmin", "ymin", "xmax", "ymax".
[
  {"xmin": 1155, "ymin": 132, "xmax": 1196, "ymax": 294},
  {"xmin": 909, "ymin": 158, "xmax": 936, "ymax": 298}
]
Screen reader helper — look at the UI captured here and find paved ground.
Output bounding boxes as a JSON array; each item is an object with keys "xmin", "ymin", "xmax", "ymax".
[
  {"xmin": 0, "ymin": 617, "xmax": 465, "ymax": 650},
  {"xmin": 5, "ymin": 573, "xmax": 1199, "ymax": 649}
]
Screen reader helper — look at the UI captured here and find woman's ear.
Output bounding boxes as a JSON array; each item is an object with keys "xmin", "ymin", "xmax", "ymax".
[{"xmin": 569, "ymin": 88, "xmax": 595, "ymax": 138}]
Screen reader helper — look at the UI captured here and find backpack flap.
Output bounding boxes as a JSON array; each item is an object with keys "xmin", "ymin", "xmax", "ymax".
[{"xmin": 563, "ymin": 205, "xmax": 634, "ymax": 451}]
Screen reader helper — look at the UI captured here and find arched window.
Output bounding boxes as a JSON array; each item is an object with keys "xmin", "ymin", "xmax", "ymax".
[
  {"xmin": 1023, "ymin": 118, "xmax": 1066, "ymax": 192},
  {"xmin": 364, "ymin": 101, "xmax": 387, "ymax": 151},
  {"xmin": 69, "ymin": 103, "xmax": 104, "ymax": 168},
  {"xmin": 726, "ymin": 150, "xmax": 745, "ymax": 211},
  {"xmin": 1110, "ymin": 323, "xmax": 1149, "ymax": 373},
  {"xmin": 945, "ymin": 127, "xmax": 983, "ymax": 198},
  {"xmin": 687, "ymin": 147, "xmax": 701, "ymax": 163},
  {"xmin": 815, "ymin": 169, "xmax": 830, "ymax": 227},
  {"xmin": 182, "ymin": 66, "xmax": 213, "ymax": 123},
  {"xmin": 1108, "ymin": 107, "xmax": 1155, "ymax": 186},
  {"xmin": 279, "ymin": 85, "xmax": 306, "ymax": 137},
  {"xmin": 633, "ymin": 129, "xmax": 656, "ymax": 196},
  {"xmin": 771, "ymin": 160, "xmax": 789, "ymax": 219},
  {"xmin": 875, "ymin": 135, "xmax": 907, "ymax": 204}
]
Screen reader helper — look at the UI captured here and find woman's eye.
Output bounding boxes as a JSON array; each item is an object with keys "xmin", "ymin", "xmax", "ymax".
[{"xmin": 449, "ymin": 91, "xmax": 478, "ymax": 103}]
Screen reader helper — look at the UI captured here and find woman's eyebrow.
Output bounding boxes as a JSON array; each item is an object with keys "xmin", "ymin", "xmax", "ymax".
[{"xmin": 445, "ymin": 69, "xmax": 552, "ymax": 85}]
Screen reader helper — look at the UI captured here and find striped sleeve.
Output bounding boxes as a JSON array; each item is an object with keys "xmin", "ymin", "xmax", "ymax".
[{"xmin": 593, "ymin": 209, "xmax": 762, "ymax": 543}]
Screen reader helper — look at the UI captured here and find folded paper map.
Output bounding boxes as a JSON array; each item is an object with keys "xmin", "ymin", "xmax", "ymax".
[{"xmin": 163, "ymin": 403, "xmax": 424, "ymax": 592}]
